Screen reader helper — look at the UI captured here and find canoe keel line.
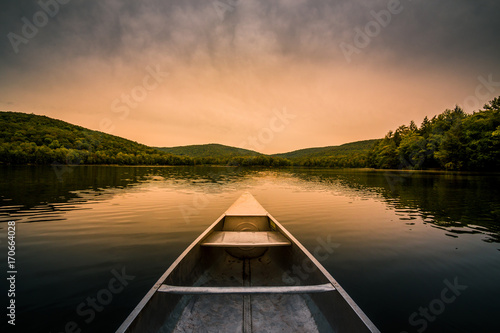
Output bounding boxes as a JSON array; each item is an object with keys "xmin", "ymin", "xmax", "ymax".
[{"xmin": 116, "ymin": 192, "xmax": 379, "ymax": 333}]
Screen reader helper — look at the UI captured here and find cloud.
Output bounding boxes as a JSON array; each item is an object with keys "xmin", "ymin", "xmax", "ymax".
[
  {"xmin": 0, "ymin": 0, "xmax": 499, "ymax": 153},
  {"xmin": 2, "ymin": 0, "xmax": 499, "ymax": 69}
]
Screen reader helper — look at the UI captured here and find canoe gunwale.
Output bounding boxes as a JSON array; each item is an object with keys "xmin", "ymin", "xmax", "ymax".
[
  {"xmin": 267, "ymin": 213, "xmax": 380, "ymax": 333},
  {"xmin": 115, "ymin": 212, "xmax": 226, "ymax": 333},
  {"xmin": 116, "ymin": 193, "xmax": 380, "ymax": 333}
]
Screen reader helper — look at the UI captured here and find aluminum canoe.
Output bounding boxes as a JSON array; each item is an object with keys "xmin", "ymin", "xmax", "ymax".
[{"xmin": 116, "ymin": 192, "xmax": 379, "ymax": 333}]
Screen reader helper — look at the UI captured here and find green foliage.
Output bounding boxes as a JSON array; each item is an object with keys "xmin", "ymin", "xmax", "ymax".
[
  {"xmin": 3, "ymin": 95, "xmax": 499, "ymax": 171},
  {"xmin": 0, "ymin": 111, "xmax": 195, "ymax": 166},
  {"xmin": 274, "ymin": 140, "xmax": 378, "ymax": 159},
  {"xmin": 368, "ymin": 97, "xmax": 500, "ymax": 171},
  {"xmin": 0, "ymin": 112, "xmax": 290, "ymax": 167},
  {"xmin": 273, "ymin": 140, "xmax": 379, "ymax": 167},
  {"xmin": 157, "ymin": 143, "xmax": 261, "ymax": 159}
]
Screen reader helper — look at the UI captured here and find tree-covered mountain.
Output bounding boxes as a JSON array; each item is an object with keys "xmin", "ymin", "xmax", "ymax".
[
  {"xmin": 273, "ymin": 140, "xmax": 379, "ymax": 167},
  {"xmin": 272, "ymin": 96, "xmax": 500, "ymax": 170},
  {"xmin": 274, "ymin": 140, "xmax": 379, "ymax": 159},
  {"xmin": 1, "ymin": 95, "xmax": 499, "ymax": 170},
  {"xmin": 0, "ymin": 112, "xmax": 289, "ymax": 166},
  {"xmin": 155, "ymin": 144, "xmax": 291, "ymax": 166},
  {"xmin": 368, "ymin": 97, "xmax": 500, "ymax": 171},
  {"xmin": 157, "ymin": 144, "xmax": 261, "ymax": 158},
  {"xmin": 0, "ymin": 111, "xmax": 192, "ymax": 165}
]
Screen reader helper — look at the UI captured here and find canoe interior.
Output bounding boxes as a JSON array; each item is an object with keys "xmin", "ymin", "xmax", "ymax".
[
  {"xmin": 119, "ymin": 212, "xmax": 377, "ymax": 333},
  {"xmin": 160, "ymin": 249, "xmax": 334, "ymax": 333}
]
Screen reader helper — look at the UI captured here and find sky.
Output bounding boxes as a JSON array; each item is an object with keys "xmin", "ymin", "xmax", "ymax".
[{"xmin": 1, "ymin": 0, "xmax": 499, "ymax": 154}]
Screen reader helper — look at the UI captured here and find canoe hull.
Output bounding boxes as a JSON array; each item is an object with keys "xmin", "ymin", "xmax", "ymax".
[{"xmin": 117, "ymin": 194, "xmax": 379, "ymax": 333}]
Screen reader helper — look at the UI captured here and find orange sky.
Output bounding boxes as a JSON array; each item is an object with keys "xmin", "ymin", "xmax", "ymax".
[{"xmin": 1, "ymin": 0, "xmax": 499, "ymax": 154}]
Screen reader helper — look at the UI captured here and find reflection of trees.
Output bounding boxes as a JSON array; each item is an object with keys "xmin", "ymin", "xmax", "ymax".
[
  {"xmin": 1, "ymin": 166, "xmax": 144, "ymax": 209},
  {"xmin": 287, "ymin": 169, "xmax": 500, "ymax": 243},
  {"xmin": 2, "ymin": 166, "xmax": 499, "ymax": 242},
  {"xmin": 0, "ymin": 166, "xmax": 261, "ymax": 222}
]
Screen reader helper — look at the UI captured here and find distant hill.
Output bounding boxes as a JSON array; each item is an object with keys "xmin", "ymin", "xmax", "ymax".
[
  {"xmin": 0, "ymin": 111, "xmax": 189, "ymax": 165},
  {"xmin": 156, "ymin": 144, "xmax": 262, "ymax": 159},
  {"xmin": 3, "ymin": 95, "xmax": 498, "ymax": 170},
  {"xmin": 0, "ymin": 111, "xmax": 380, "ymax": 167},
  {"xmin": 274, "ymin": 139, "xmax": 380, "ymax": 160},
  {"xmin": 0, "ymin": 111, "xmax": 286, "ymax": 166},
  {"xmin": 0, "ymin": 111, "xmax": 380, "ymax": 168}
]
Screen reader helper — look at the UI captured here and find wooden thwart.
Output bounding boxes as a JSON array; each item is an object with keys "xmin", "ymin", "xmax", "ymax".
[
  {"xmin": 200, "ymin": 231, "xmax": 291, "ymax": 247},
  {"xmin": 158, "ymin": 284, "xmax": 336, "ymax": 295}
]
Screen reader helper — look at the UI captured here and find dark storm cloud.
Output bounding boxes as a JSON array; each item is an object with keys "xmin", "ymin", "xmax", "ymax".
[
  {"xmin": 1, "ymin": 0, "xmax": 499, "ymax": 71},
  {"xmin": 362, "ymin": 0, "xmax": 500, "ymax": 69},
  {"xmin": 1, "ymin": 0, "xmax": 499, "ymax": 152}
]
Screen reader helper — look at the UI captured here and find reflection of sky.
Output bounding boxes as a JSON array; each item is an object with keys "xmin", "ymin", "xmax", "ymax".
[
  {"xmin": 1, "ymin": 1, "xmax": 500, "ymax": 153},
  {"xmin": 1, "ymin": 167, "xmax": 499, "ymax": 331},
  {"xmin": 2, "ymin": 167, "xmax": 499, "ymax": 243}
]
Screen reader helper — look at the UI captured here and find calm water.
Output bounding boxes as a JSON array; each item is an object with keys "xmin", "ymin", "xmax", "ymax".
[{"xmin": 1, "ymin": 166, "xmax": 499, "ymax": 333}]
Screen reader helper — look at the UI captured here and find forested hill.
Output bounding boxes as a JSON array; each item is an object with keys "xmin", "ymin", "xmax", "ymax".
[
  {"xmin": 157, "ymin": 144, "xmax": 261, "ymax": 158},
  {"xmin": 289, "ymin": 97, "xmax": 500, "ymax": 170},
  {"xmin": 1, "ymin": 95, "xmax": 499, "ymax": 170},
  {"xmin": 368, "ymin": 97, "xmax": 500, "ymax": 171},
  {"xmin": 273, "ymin": 140, "xmax": 379, "ymax": 167},
  {"xmin": 0, "ymin": 111, "xmax": 192, "ymax": 165},
  {"xmin": 0, "ymin": 112, "xmax": 289, "ymax": 166}
]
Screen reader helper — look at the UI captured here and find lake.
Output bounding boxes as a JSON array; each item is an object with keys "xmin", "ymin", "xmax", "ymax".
[{"xmin": 1, "ymin": 165, "xmax": 499, "ymax": 332}]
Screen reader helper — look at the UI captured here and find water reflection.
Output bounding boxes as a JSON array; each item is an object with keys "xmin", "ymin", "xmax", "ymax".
[
  {"xmin": 1, "ymin": 166, "xmax": 499, "ymax": 243},
  {"xmin": 286, "ymin": 169, "xmax": 500, "ymax": 243},
  {"xmin": 1, "ymin": 166, "xmax": 499, "ymax": 332},
  {"xmin": 0, "ymin": 166, "xmax": 255, "ymax": 223}
]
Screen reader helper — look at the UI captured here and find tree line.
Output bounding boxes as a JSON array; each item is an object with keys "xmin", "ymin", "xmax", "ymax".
[
  {"xmin": 1, "ymin": 96, "xmax": 499, "ymax": 170},
  {"xmin": 367, "ymin": 97, "xmax": 500, "ymax": 171},
  {"xmin": 0, "ymin": 112, "xmax": 291, "ymax": 166},
  {"xmin": 276, "ymin": 96, "xmax": 500, "ymax": 170},
  {"xmin": 0, "ymin": 141, "xmax": 292, "ymax": 167}
]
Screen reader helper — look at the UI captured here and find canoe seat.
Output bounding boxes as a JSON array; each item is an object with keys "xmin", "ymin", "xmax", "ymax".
[
  {"xmin": 200, "ymin": 231, "xmax": 291, "ymax": 247},
  {"xmin": 158, "ymin": 284, "xmax": 335, "ymax": 294}
]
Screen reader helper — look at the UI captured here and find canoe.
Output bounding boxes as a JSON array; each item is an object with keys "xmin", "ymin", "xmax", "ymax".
[{"xmin": 117, "ymin": 192, "xmax": 379, "ymax": 333}]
